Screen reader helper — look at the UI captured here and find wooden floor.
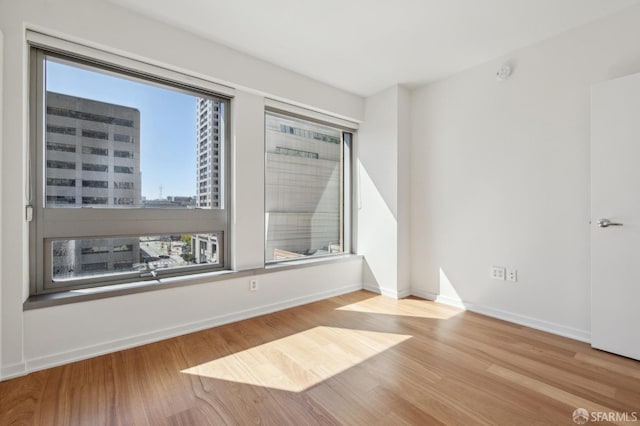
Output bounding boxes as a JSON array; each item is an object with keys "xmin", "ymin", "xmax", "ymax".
[{"xmin": 1, "ymin": 291, "xmax": 638, "ymax": 425}]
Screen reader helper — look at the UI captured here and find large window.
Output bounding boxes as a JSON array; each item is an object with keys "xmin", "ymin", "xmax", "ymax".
[
  {"xmin": 265, "ymin": 111, "xmax": 352, "ymax": 262},
  {"xmin": 29, "ymin": 46, "xmax": 230, "ymax": 294}
]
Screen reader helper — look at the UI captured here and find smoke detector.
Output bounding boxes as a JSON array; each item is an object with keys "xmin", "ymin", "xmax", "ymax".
[{"xmin": 496, "ymin": 64, "xmax": 512, "ymax": 81}]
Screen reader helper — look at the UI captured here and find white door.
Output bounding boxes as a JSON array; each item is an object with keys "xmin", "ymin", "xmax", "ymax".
[{"xmin": 591, "ymin": 72, "xmax": 640, "ymax": 360}]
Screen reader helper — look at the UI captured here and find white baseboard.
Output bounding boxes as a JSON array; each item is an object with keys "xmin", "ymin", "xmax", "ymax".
[
  {"xmin": 1, "ymin": 362, "xmax": 27, "ymax": 380},
  {"xmin": 435, "ymin": 294, "xmax": 466, "ymax": 309},
  {"xmin": 363, "ymin": 284, "xmax": 411, "ymax": 299},
  {"xmin": 468, "ymin": 302, "xmax": 591, "ymax": 343},
  {"xmin": 410, "ymin": 289, "xmax": 438, "ymax": 301},
  {"xmin": 3, "ymin": 283, "xmax": 363, "ymax": 381},
  {"xmin": 430, "ymin": 294, "xmax": 590, "ymax": 343}
]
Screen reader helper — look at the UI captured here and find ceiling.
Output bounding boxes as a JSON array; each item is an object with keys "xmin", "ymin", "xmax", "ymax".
[{"xmin": 107, "ymin": 0, "xmax": 640, "ymax": 96}]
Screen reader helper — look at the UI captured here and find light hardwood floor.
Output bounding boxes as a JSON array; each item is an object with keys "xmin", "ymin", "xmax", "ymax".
[{"xmin": 1, "ymin": 291, "xmax": 638, "ymax": 425}]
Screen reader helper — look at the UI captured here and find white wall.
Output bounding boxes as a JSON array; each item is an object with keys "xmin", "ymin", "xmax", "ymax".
[
  {"xmin": 0, "ymin": 29, "xmax": 4, "ymax": 373},
  {"xmin": 0, "ymin": 0, "xmax": 364, "ymax": 379},
  {"xmin": 358, "ymin": 85, "xmax": 411, "ymax": 298},
  {"xmin": 23, "ymin": 261, "xmax": 363, "ymax": 373},
  {"xmin": 397, "ymin": 87, "xmax": 411, "ymax": 298},
  {"xmin": 231, "ymin": 91, "xmax": 266, "ymax": 271},
  {"xmin": 410, "ymin": 5, "xmax": 640, "ymax": 341}
]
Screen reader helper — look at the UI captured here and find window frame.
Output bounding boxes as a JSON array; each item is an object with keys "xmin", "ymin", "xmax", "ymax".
[
  {"xmin": 29, "ymin": 45, "xmax": 232, "ymax": 295},
  {"xmin": 264, "ymin": 107, "xmax": 354, "ymax": 264}
]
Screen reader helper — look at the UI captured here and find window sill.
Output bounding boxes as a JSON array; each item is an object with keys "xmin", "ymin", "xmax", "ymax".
[{"xmin": 24, "ymin": 254, "xmax": 362, "ymax": 310}]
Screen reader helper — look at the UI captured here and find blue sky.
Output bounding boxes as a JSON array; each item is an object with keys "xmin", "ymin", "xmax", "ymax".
[{"xmin": 46, "ymin": 60, "xmax": 197, "ymax": 199}]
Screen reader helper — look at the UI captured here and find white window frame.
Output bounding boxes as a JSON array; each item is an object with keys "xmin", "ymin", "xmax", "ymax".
[{"xmin": 28, "ymin": 39, "xmax": 233, "ymax": 295}]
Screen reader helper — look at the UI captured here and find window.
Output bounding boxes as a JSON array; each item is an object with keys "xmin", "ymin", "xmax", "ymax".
[
  {"xmin": 114, "ymin": 165, "xmax": 133, "ymax": 174},
  {"xmin": 30, "ymin": 45, "xmax": 230, "ymax": 294},
  {"xmin": 81, "ymin": 129, "xmax": 108, "ymax": 140},
  {"xmin": 47, "ymin": 160, "xmax": 75, "ymax": 170},
  {"xmin": 82, "ymin": 146, "xmax": 108, "ymax": 156},
  {"xmin": 47, "ymin": 195, "xmax": 75, "ymax": 205},
  {"xmin": 47, "ymin": 124, "xmax": 76, "ymax": 135},
  {"xmin": 82, "ymin": 180, "xmax": 108, "ymax": 188},
  {"xmin": 265, "ymin": 111, "xmax": 352, "ymax": 262},
  {"xmin": 114, "ymin": 197, "xmax": 134, "ymax": 205},
  {"xmin": 114, "ymin": 150, "xmax": 133, "ymax": 158},
  {"xmin": 47, "ymin": 142, "xmax": 76, "ymax": 153},
  {"xmin": 47, "ymin": 178, "xmax": 76, "ymax": 187},
  {"xmin": 275, "ymin": 146, "xmax": 320, "ymax": 159},
  {"xmin": 114, "ymin": 133, "xmax": 132, "ymax": 143},
  {"xmin": 114, "ymin": 181, "xmax": 134, "ymax": 189},
  {"xmin": 82, "ymin": 163, "xmax": 108, "ymax": 172},
  {"xmin": 82, "ymin": 196, "xmax": 108, "ymax": 205}
]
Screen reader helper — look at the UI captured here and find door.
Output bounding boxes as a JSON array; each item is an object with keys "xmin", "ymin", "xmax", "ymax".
[{"xmin": 591, "ymin": 72, "xmax": 640, "ymax": 360}]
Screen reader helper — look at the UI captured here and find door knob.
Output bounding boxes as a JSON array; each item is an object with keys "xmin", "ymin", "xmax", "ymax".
[{"xmin": 597, "ymin": 218, "xmax": 623, "ymax": 228}]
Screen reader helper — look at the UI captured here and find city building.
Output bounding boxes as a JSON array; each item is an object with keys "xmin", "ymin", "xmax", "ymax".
[
  {"xmin": 264, "ymin": 113, "xmax": 342, "ymax": 261},
  {"xmin": 193, "ymin": 97, "xmax": 224, "ymax": 262},
  {"xmin": 46, "ymin": 92, "xmax": 141, "ymax": 277},
  {"xmin": 195, "ymin": 97, "xmax": 223, "ymax": 208},
  {"xmin": 192, "ymin": 233, "xmax": 218, "ymax": 263},
  {"xmin": 142, "ymin": 196, "xmax": 195, "ymax": 208}
]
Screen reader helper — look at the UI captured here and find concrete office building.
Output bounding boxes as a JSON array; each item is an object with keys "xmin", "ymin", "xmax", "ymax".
[
  {"xmin": 46, "ymin": 92, "xmax": 141, "ymax": 277},
  {"xmin": 192, "ymin": 233, "xmax": 217, "ymax": 264},
  {"xmin": 265, "ymin": 113, "xmax": 342, "ymax": 261}
]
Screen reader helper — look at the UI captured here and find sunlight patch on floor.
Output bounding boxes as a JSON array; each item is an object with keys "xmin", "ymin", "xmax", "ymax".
[
  {"xmin": 336, "ymin": 296, "xmax": 461, "ymax": 319},
  {"xmin": 181, "ymin": 326, "xmax": 411, "ymax": 392}
]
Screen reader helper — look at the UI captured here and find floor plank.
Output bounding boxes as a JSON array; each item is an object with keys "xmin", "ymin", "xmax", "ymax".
[{"xmin": 1, "ymin": 291, "xmax": 638, "ymax": 425}]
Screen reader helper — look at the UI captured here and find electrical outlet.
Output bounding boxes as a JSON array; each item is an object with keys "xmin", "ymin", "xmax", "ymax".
[
  {"xmin": 506, "ymin": 269, "xmax": 518, "ymax": 282},
  {"xmin": 491, "ymin": 266, "xmax": 506, "ymax": 280},
  {"xmin": 249, "ymin": 279, "xmax": 258, "ymax": 291}
]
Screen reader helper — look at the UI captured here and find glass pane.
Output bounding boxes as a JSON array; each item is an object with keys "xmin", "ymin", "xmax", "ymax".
[
  {"xmin": 51, "ymin": 233, "xmax": 222, "ymax": 281},
  {"xmin": 44, "ymin": 57, "xmax": 225, "ymax": 209},
  {"xmin": 265, "ymin": 113, "xmax": 345, "ymax": 261}
]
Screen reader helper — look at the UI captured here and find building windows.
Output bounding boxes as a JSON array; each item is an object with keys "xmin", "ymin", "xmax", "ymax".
[
  {"xmin": 275, "ymin": 146, "xmax": 319, "ymax": 159},
  {"xmin": 114, "ymin": 181, "xmax": 134, "ymax": 189},
  {"xmin": 82, "ymin": 180, "xmax": 108, "ymax": 188},
  {"xmin": 81, "ymin": 246, "xmax": 110, "ymax": 255},
  {"xmin": 114, "ymin": 197, "xmax": 134, "ymax": 205},
  {"xmin": 114, "ymin": 165, "xmax": 133, "ymax": 174},
  {"xmin": 114, "ymin": 133, "xmax": 132, "ymax": 143},
  {"xmin": 47, "ymin": 142, "xmax": 76, "ymax": 153},
  {"xmin": 82, "ymin": 163, "xmax": 108, "ymax": 172},
  {"xmin": 113, "ymin": 244, "xmax": 133, "ymax": 253},
  {"xmin": 47, "ymin": 195, "xmax": 76, "ymax": 204},
  {"xmin": 47, "ymin": 124, "xmax": 76, "ymax": 135},
  {"xmin": 47, "ymin": 178, "xmax": 76, "ymax": 187},
  {"xmin": 279, "ymin": 124, "xmax": 340, "ymax": 144},
  {"xmin": 47, "ymin": 106, "xmax": 135, "ymax": 128},
  {"xmin": 82, "ymin": 146, "xmax": 108, "ymax": 156},
  {"xmin": 114, "ymin": 150, "xmax": 133, "ymax": 158},
  {"xmin": 113, "ymin": 261, "xmax": 134, "ymax": 270},
  {"xmin": 82, "ymin": 196, "xmax": 108, "ymax": 205},
  {"xmin": 30, "ymin": 45, "xmax": 230, "ymax": 295},
  {"xmin": 82, "ymin": 129, "xmax": 109, "ymax": 140},
  {"xmin": 47, "ymin": 160, "xmax": 76, "ymax": 170},
  {"xmin": 265, "ymin": 111, "xmax": 352, "ymax": 262}
]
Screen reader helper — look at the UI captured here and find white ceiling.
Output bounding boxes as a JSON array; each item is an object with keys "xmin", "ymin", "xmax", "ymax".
[{"xmin": 108, "ymin": 0, "xmax": 640, "ymax": 96}]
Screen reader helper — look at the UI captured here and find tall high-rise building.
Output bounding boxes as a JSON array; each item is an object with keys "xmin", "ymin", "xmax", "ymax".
[
  {"xmin": 193, "ymin": 98, "xmax": 223, "ymax": 263},
  {"xmin": 195, "ymin": 97, "xmax": 222, "ymax": 208},
  {"xmin": 46, "ymin": 91, "xmax": 142, "ymax": 277}
]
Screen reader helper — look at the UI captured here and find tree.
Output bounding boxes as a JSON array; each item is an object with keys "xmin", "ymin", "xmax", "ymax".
[{"xmin": 181, "ymin": 234, "xmax": 192, "ymax": 245}]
